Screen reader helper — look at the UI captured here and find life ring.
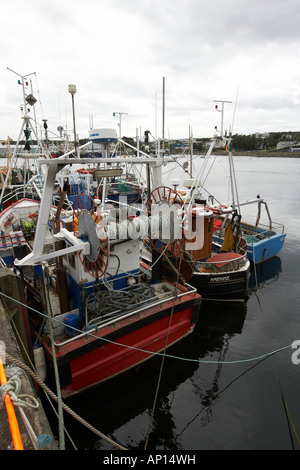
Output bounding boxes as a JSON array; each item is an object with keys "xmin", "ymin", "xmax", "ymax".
[
  {"xmin": 77, "ymin": 168, "xmax": 95, "ymax": 175},
  {"xmin": 213, "ymin": 219, "xmax": 223, "ymax": 231},
  {"xmin": 191, "ymin": 207, "xmax": 214, "ymax": 217},
  {"xmin": 210, "ymin": 204, "xmax": 232, "ymax": 214}
]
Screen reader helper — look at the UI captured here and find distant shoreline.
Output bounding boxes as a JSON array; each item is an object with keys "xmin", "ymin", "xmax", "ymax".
[
  {"xmin": 0, "ymin": 150, "xmax": 299, "ymax": 159},
  {"xmin": 211, "ymin": 150, "xmax": 300, "ymax": 158}
]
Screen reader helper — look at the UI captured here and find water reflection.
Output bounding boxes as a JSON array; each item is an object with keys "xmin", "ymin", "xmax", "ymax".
[
  {"xmin": 176, "ymin": 302, "xmax": 247, "ymax": 438},
  {"xmin": 248, "ymin": 256, "xmax": 282, "ymax": 293},
  {"xmin": 50, "ymin": 257, "xmax": 283, "ymax": 450},
  {"xmin": 41, "ymin": 157, "xmax": 297, "ymax": 450},
  {"xmin": 58, "ymin": 298, "xmax": 247, "ymax": 450},
  {"xmin": 143, "ymin": 302, "xmax": 247, "ymax": 449}
]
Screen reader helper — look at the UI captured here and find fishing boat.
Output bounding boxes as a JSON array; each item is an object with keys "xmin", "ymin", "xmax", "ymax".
[
  {"xmin": 208, "ymin": 136, "xmax": 286, "ymax": 265},
  {"xmin": 212, "ymin": 196, "xmax": 286, "ymax": 264},
  {"xmin": 181, "ymin": 202, "xmax": 250, "ymax": 302},
  {"xmin": 163, "ymin": 140, "xmax": 250, "ymax": 302},
  {"xmin": 175, "ymin": 122, "xmax": 286, "ymax": 268},
  {"xmin": 0, "ymin": 197, "xmax": 72, "ymax": 268},
  {"xmin": 0, "ymin": 198, "xmax": 40, "ymax": 267},
  {"xmin": 2, "ymin": 128, "xmax": 201, "ymax": 398}
]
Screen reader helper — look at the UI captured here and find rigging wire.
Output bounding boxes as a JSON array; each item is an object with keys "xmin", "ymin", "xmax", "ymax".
[
  {"xmin": 175, "ymin": 346, "xmax": 278, "ymax": 443},
  {"xmin": 166, "ymin": 153, "xmax": 223, "ymax": 205},
  {"xmin": 0, "ymin": 289, "xmax": 295, "ymax": 366},
  {"xmin": 231, "ymin": 84, "xmax": 239, "ymax": 135},
  {"xmin": 34, "ymin": 74, "xmax": 45, "ymax": 122}
]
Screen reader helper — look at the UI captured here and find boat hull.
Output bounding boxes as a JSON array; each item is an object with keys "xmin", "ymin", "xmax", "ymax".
[
  {"xmin": 246, "ymin": 233, "xmax": 286, "ymax": 264},
  {"xmin": 42, "ymin": 287, "xmax": 201, "ymax": 398},
  {"xmin": 213, "ymin": 225, "xmax": 286, "ymax": 265},
  {"xmin": 190, "ymin": 261, "xmax": 250, "ymax": 301}
]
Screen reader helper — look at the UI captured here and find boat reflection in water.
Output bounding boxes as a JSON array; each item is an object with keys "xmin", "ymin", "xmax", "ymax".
[
  {"xmin": 57, "ymin": 300, "xmax": 247, "ymax": 450},
  {"xmin": 59, "ymin": 257, "xmax": 283, "ymax": 449},
  {"xmin": 248, "ymin": 256, "xmax": 282, "ymax": 293}
]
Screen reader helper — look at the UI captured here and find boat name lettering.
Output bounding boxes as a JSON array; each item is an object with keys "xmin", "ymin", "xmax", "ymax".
[{"xmin": 210, "ymin": 276, "xmax": 230, "ymax": 282}]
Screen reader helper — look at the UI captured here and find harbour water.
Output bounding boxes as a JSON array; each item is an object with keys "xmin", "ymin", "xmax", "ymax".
[{"xmin": 44, "ymin": 155, "xmax": 300, "ymax": 451}]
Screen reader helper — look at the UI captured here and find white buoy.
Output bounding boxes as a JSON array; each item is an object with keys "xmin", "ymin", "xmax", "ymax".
[{"xmin": 33, "ymin": 344, "xmax": 46, "ymax": 382}]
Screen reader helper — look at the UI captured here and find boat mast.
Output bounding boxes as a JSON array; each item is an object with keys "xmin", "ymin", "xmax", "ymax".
[
  {"xmin": 214, "ymin": 99, "xmax": 240, "ymax": 213},
  {"xmin": 189, "ymin": 124, "xmax": 193, "ymax": 177},
  {"xmin": 162, "ymin": 77, "xmax": 165, "ymax": 154},
  {"xmin": 68, "ymin": 84, "xmax": 80, "ymax": 158},
  {"xmin": 228, "ymin": 135, "xmax": 241, "ymax": 214},
  {"xmin": 0, "ymin": 69, "xmax": 50, "ymax": 208}
]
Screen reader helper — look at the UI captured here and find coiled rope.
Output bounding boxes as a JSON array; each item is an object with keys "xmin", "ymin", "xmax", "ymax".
[
  {"xmin": 3, "ymin": 352, "xmax": 127, "ymax": 451},
  {"xmin": 86, "ymin": 284, "xmax": 155, "ymax": 319},
  {"xmin": 0, "ymin": 375, "xmax": 39, "ymax": 411},
  {"xmin": 0, "ymin": 374, "xmax": 43, "ymax": 449}
]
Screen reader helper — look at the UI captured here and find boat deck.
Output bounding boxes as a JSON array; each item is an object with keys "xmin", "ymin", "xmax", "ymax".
[{"xmin": 49, "ymin": 279, "xmax": 194, "ymax": 345}]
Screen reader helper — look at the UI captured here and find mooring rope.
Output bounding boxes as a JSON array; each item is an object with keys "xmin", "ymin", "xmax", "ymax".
[
  {"xmin": 3, "ymin": 352, "xmax": 127, "ymax": 451},
  {"xmin": 0, "ymin": 289, "xmax": 296, "ymax": 365},
  {"xmin": 0, "ymin": 374, "xmax": 42, "ymax": 449}
]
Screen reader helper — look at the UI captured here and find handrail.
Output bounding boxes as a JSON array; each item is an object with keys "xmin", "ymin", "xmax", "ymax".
[
  {"xmin": 51, "ymin": 281, "xmax": 197, "ymax": 347},
  {"xmin": 192, "ymin": 249, "xmax": 248, "ymax": 273},
  {"xmin": 242, "ymin": 221, "xmax": 285, "ymax": 237},
  {"xmin": 1, "ymin": 180, "xmax": 42, "ymax": 207}
]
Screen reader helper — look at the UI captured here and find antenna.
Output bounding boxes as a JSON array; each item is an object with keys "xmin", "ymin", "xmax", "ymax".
[
  {"xmin": 214, "ymin": 99, "xmax": 232, "ymax": 139},
  {"xmin": 231, "ymin": 85, "xmax": 240, "ymax": 135},
  {"xmin": 0, "ymin": 69, "xmax": 50, "ymax": 207},
  {"xmin": 113, "ymin": 111, "xmax": 128, "ymax": 138},
  {"xmin": 162, "ymin": 77, "xmax": 165, "ymax": 152}
]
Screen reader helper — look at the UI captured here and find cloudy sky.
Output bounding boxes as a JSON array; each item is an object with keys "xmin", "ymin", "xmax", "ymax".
[{"xmin": 1, "ymin": 0, "xmax": 300, "ymax": 143}]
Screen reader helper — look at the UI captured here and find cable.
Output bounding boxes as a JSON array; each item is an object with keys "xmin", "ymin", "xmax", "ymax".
[{"xmin": 0, "ymin": 289, "xmax": 295, "ymax": 366}]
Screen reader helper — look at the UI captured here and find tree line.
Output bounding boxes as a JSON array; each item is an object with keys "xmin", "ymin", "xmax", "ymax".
[
  {"xmin": 9, "ymin": 131, "xmax": 300, "ymax": 153},
  {"xmin": 227, "ymin": 132, "xmax": 300, "ymax": 151}
]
